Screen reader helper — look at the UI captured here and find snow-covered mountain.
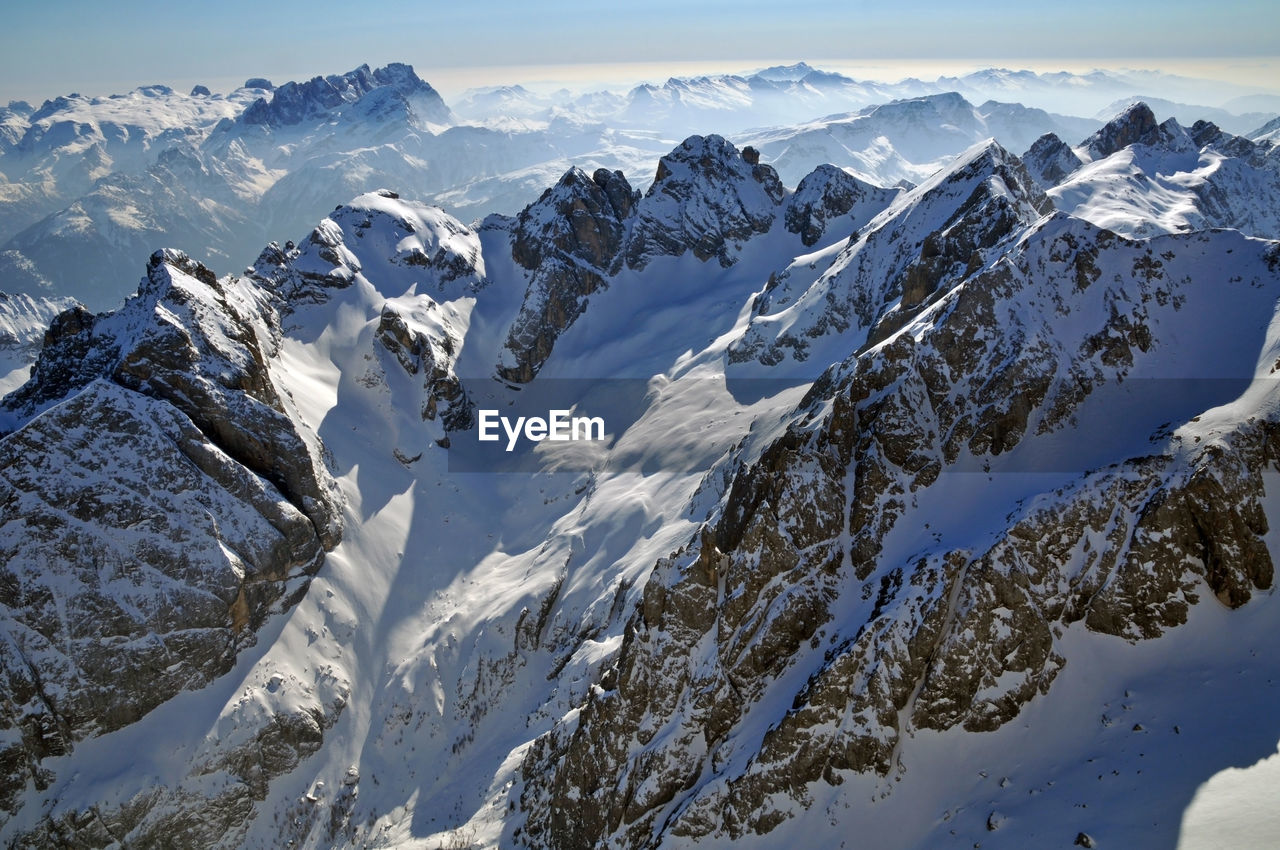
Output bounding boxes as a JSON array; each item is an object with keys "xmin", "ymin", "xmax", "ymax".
[
  {"xmin": 1095, "ymin": 95, "xmax": 1274, "ymax": 136},
  {"xmin": 732, "ymin": 92, "xmax": 1089, "ymax": 211},
  {"xmin": 453, "ymin": 64, "xmax": 1269, "ymax": 137},
  {"xmin": 6, "ymin": 62, "xmax": 1267, "ymax": 312},
  {"xmin": 0, "ymin": 64, "xmax": 674, "ymax": 310},
  {"xmin": 0, "ymin": 289, "xmax": 77, "ymax": 394},
  {"xmin": 1251, "ymin": 114, "xmax": 1280, "ymax": 143},
  {"xmin": 2, "ymin": 98, "xmax": 1280, "ymax": 850},
  {"xmin": 0, "ymin": 83, "xmax": 258, "ymax": 242},
  {"xmin": 1037, "ymin": 103, "xmax": 1280, "ymax": 240}
]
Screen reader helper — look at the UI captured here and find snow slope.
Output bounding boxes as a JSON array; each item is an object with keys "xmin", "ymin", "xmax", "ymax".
[
  {"xmin": 1, "ymin": 103, "xmax": 1280, "ymax": 850},
  {"xmin": 0, "ymin": 290, "xmax": 76, "ymax": 394},
  {"xmin": 1046, "ymin": 103, "xmax": 1280, "ymax": 240},
  {"xmin": 18, "ymin": 63, "xmax": 1257, "ymax": 311}
]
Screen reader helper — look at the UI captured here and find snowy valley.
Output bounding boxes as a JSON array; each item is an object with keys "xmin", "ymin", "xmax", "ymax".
[{"xmin": 0, "ymin": 61, "xmax": 1279, "ymax": 850}]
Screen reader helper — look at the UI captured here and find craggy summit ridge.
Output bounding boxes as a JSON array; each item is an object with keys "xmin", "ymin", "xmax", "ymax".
[{"xmin": 1, "ymin": 104, "xmax": 1279, "ymax": 848}]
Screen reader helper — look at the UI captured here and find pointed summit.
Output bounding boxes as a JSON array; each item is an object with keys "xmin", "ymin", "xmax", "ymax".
[
  {"xmin": 733, "ymin": 139, "xmax": 1052, "ymax": 366},
  {"xmin": 625, "ymin": 134, "xmax": 784, "ymax": 270},
  {"xmin": 1022, "ymin": 132, "xmax": 1084, "ymax": 188},
  {"xmin": 247, "ymin": 191, "xmax": 484, "ymax": 310},
  {"xmin": 784, "ymin": 164, "xmax": 900, "ymax": 247},
  {"xmin": 1084, "ymin": 101, "xmax": 1161, "ymax": 159},
  {"xmin": 499, "ymin": 167, "xmax": 639, "ymax": 383}
]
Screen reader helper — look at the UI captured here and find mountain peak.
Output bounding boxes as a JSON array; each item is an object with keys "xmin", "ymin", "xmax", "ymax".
[
  {"xmin": 651, "ymin": 134, "xmax": 755, "ymax": 183},
  {"xmin": 248, "ymin": 192, "xmax": 484, "ymax": 311},
  {"xmin": 142, "ymin": 247, "xmax": 219, "ymax": 294},
  {"xmin": 1249, "ymin": 114, "xmax": 1280, "ymax": 142},
  {"xmin": 500, "ymin": 166, "xmax": 638, "ymax": 382},
  {"xmin": 733, "ymin": 137, "xmax": 1051, "ymax": 366},
  {"xmin": 513, "ymin": 166, "xmax": 637, "ymax": 273},
  {"xmin": 1084, "ymin": 101, "xmax": 1161, "ymax": 159},
  {"xmin": 241, "ymin": 63, "xmax": 450, "ymax": 128},
  {"xmin": 785, "ymin": 164, "xmax": 900, "ymax": 247},
  {"xmin": 627, "ymin": 134, "xmax": 784, "ymax": 269},
  {"xmin": 1022, "ymin": 131, "xmax": 1084, "ymax": 188},
  {"xmin": 752, "ymin": 61, "xmax": 818, "ymax": 82}
]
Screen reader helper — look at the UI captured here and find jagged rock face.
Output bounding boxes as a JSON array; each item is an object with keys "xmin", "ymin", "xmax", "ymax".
[
  {"xmin": 1022, "ymin": 132, "xmax": 1084, "ymax": 188},
  {"xmin": 783, "ymin": 164, "xmax": 900, "ymax": 247},
  {"xmin": 376, "ymin": 299, "xmax": 472, "ymax": 431},
  {"xmin": 1051, "ymin": 111, "xmax": 1280, "ymax": 241},
  {"xmin": 0, "ymin": 383, "xmax": 327, "ymax": 808},
  {"xmin": 512, "ymin": 167, "xmax": 636, "ymax": 273},
  {"xmin": 1084, "ymin": 101, "xmax": 1162, "ymax": 159},
  {"xmin": 246, "ymin": 229, "xmax": 352, "ymax": 309},
  {"xmin": 625, "ymin": 134, "xmax": 784, "ymax": 269},
  {"xmin": 497, "ymin": 136, "xmax": 801, "ymax": 382},
  {"xmin": 498, "ymin": 137, "xmax": 791, "ymax": 382},
  {"xmin": 242, "ymin": 63, "xmax": 451, "ymax": 127},
  {"xmin": 4, "ymin": 250, "xmax": 342, "ymax": 548},
  {"xmin": 499, "ymin": 167, "xmax": 638, "ymax": 382},
  {"xmin": 733, "ymin": 140, "xmax": 1052, "ymax": 366},
  {"xmin": 8, "ymin": 675, "xmax": 346, "ymax": 849},
  {"xmin": 5, "ymin": 103, "xmax": 1279, "ymax": 850},
  {"xmin": 0, "ymin": 250, "xmax": 343, "ymax": 830},
  {"xmin": 519, "ymin": 197, "xmax": 1280, "ymax": 846}
]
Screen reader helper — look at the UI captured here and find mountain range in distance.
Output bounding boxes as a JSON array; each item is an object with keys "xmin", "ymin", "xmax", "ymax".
[
  {"xmin": 1, "ymin": 61, "xmax": 1277, "ymax": 311},
  {"xmin": 0, "ymin": 58, "xmax": 1279, "ymax": 849}
]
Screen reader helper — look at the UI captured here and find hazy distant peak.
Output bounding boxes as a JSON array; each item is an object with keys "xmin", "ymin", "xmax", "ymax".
[
  {"xmin": 241, "ymin": 62, "xmax": 451, "ymax": 128},
  {"xmin": 752, "ymin": 61, "xmax": 820, "ymax": 81}
]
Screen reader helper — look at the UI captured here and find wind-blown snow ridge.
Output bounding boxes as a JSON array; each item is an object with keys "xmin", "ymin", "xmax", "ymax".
[{"xmin": 1045, "ymin": 103, "xmax": 1280, "ymax": 240}]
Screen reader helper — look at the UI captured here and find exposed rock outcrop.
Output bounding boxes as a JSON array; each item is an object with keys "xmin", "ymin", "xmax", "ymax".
[
  {"xmin": 499, "ymin": 167, "xmax": 637, "ymax": 383},
  {"xmin": 783, "ymin": 164, "xmax": 900, "ymax": 247},
  {"xmin": 0, "ymin": 249, "xmax": 343, "ymax": 828},
  {"xmin": 733, "ymin": 140, "xmax": 1052, "ymax": 366},
  {"xmin": 1083, "ymin": 101, "xmax": 1163, "ymax": 160},
  {"xmin": 499, "ymin": 135, "xmax": 790, "ymax": 382},
  {"xmin": 1022, "ymin": 132, "xmax": 1084, "ymax": 188},
  {"xmin": 625, "ymin": 134, "xmax": 784, "ymax": 270},
  {"xmin": 248, "ymin": 189, "xmax": 486, "ymax": 314},
  {"xmin": 376, "ymin": 299, "xmax": 472, "ymax": 430},
  {"xmin": 519, "ymin": 192, "xmax": 1280, "ymax": 849}
]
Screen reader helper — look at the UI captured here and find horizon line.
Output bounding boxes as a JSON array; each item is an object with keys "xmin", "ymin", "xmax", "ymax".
[{"xmin": 5, "ymin": 55, "xmax": 1278, "ymax": 109}]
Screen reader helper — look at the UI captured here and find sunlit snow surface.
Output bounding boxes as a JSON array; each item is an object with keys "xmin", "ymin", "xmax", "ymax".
[
  {"xmin": 3, "ymin": 96, "xmax": 1280, "ymax": 848},
  {"xmin": 229, "ymin": 189, "xmax": 1279, "ymax": 848},
  {"xmin": 224, "ymin": 212, "xmax": 819, "ymax": 848}
]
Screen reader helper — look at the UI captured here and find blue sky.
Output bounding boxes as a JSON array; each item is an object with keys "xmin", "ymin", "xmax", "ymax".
[{"xmin": 1, "ymin": 0, "xmax": 1276, "ymax": 103}]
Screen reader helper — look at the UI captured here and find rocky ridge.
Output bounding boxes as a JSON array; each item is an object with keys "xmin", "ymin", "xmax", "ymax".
[
  {"xmin": 1, "ymin": 105, "xmax": 1279, "ymax": 850},
  {"xmin": 730, "ymin": 139, "xmax": 1053, "ymax": 367},
  {"xmin": 0, "ymin": 249, "xmax": 343, "ymax": 836},
  {"xmin": 782, "ymin": 164, "xmax": 901, "ymax": 247},
  {"xmin": 1021, "ymin": 132, "xmax": 1084, "ymax": 189},
  {"xmin": 624, "ymin": 135, "xmax": 785, "ymax": 270},
  {"xmin": 239, "ymin": 63, "xmax": 452, "ymax": 129},
  {"xmin": 499, "ymin": 166, "xmax": 638, "ymax": 383},
  {"xmin": 518, "ymin": 181, "xmax": 1280, "ymax": 849},
  {"xmin": 1044, "ymin": 103, "xmax": 1280, "ymax": 240}
]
